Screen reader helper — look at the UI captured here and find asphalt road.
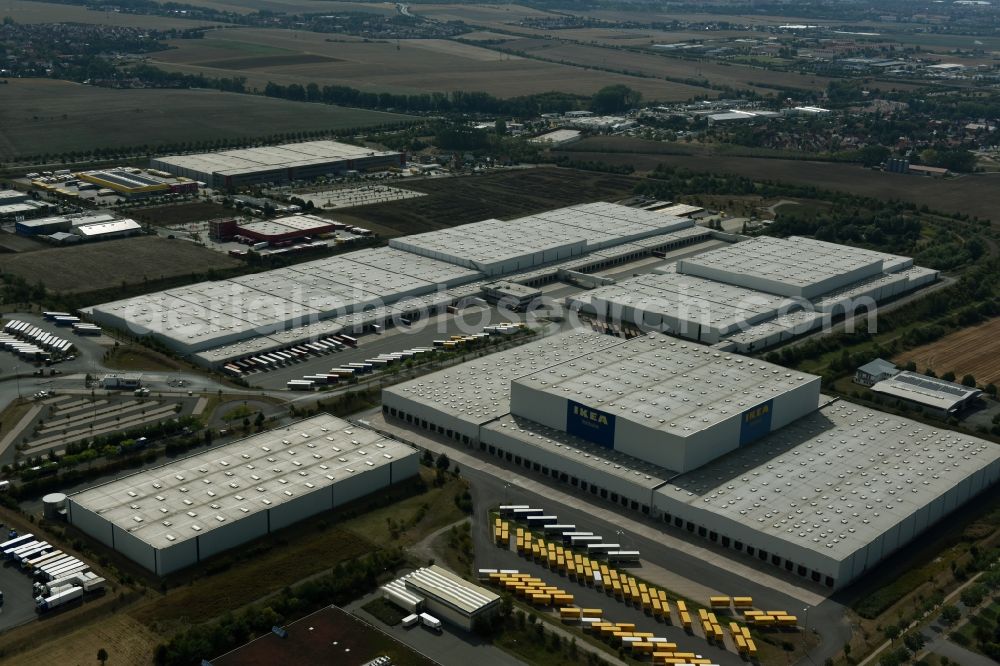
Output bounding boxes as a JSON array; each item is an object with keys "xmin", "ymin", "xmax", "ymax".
[
  {"xmin": 349, "ymin": 589, "xmax": 526, "ymax": 666},
  {"xmin": 359, "ymin": 411, "xmax": 852, "ymax": 665},
  {"xmin": 0, "ymin": 555, "xmax": 39, "ymax": 633}
]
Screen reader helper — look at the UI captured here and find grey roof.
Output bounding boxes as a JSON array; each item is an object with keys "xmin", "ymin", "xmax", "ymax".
[
  {"xmin": 68, "ymin": 415, "xmax": 417, "ymax": 550},
  {"xmin": 153, "ymin": 140, "xmax": 399, "ymax": 178},
  {"xmin": 657, "ymin": 399, "xmax": 1000, "ymax": 562},
  {"xmin": 857, "ymin": 359, "xmax": 898, "ymax": 377},
  {"xmin": 384, "ymin": 329, "xmax": 627, "ymax": 428},
  {"xmin": 513, "ymin": 334, "xmax": 819, "ymax": 438},
  {"xmin": 484, "ymin": 414, "xmax": 677, "ymax": 486},
  {"xmin": 401, "ymin": 565, "xmax": 499, "ymax": 615},
  {"xmin": 871, "ymin": 371, "xmax": 982, "ymax": 412}
]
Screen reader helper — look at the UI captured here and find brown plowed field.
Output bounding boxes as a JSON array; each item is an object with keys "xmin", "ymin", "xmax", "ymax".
[{"xmin": 894, "ymin": 318, "xmax": 1000, "ymax": 385}]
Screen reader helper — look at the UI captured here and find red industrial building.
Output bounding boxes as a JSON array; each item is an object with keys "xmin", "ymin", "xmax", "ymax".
[{"xmin": 236, "ymin": 214, "xmax": 340, "ymax": 243}]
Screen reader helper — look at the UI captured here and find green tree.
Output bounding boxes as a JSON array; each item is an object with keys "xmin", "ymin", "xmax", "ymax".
[
  {"xmin": 940, "ymin": 604, "xmax": 961, "ymax": 624},
  {"xmin": 961, "ymin": 374, "xmax": 976, "ymax": 387},
  {"xmin": 435, "ymin": 452, "xmax": 450, "ymax": 471},
  {"xmin": 590, "ymin": 85, "xmax": 641, "ymax": 114},
  {"xmin": 97, "ymin": 648, "xmax": 108, "ymax": 665},
  {"xmin": 495, "ymin": 118, "xmax": 507, "ymax": 135}
]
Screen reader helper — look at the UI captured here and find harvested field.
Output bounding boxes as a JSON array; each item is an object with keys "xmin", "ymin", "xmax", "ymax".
[
  {"xmin": 894, "ymin": 318, "xmax": 1000, "ymax": 386},
  {"xmin": 199, "ymin": 53, "xmax": 340, "ymax": 69},
  {"xmin": 0, "ymin": 235, "xmax": 241, "ymax": 293},
  {"xmin": 555, "ymin": 137, "xmax": 1000, "ymax": 223},
  {"xmin": 506, "ymin": 37, "xmax": 837, "ymax": 93},
  {"xmin": 0, "ymin": 79, "xmax": 414, "ymax": 160},
  {"xmin": 328, "ymin": 168, "xmax": 642, "ymax": 237},
  {"xmin": 5, "ymin": 614, "xmax": 160, "ymax": 666},
  {"xmin": 150, "ymin": 28, "xmax": 711, "ymax": 100},
  {"xmin": 151, "ymin": 0, "xmax": 399, "ymax": 15},
  {"xmin": 133, "ymin": 201, "xmax": 232, "ymax": 226}
]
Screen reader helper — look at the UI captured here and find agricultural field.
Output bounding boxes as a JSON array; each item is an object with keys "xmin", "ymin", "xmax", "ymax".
[
  {"xmin": 328, "ymin": 167, "xmax": 642, "ymax": 237},
  {"xmin": 133, "ymin": 202, "xmax": 232, "ymax": 227},
  {"xmin": 0, "ymin": 235, "xmax": 241, "ymax": 294},
  {"xmin": 0, "ymin": 0, "xmax": 223, "ymax": 28},
  {"xmin": 0, "ymin": 79, "xmax": 415, "ymax": 161},
  {"xmin": 503, "ymin": 37, "xmax": 838, "ymax": 93},
  {"xmin": 149, "ymin": 28, "xmax": 712, "ymax": 100},
  {"xmin": 894, "ymin": 318, "xmax": 1000, "ymax": 386},
  {"xmin": 150, "ymin": 0, "xmax": 399, "ymax": 15},
  {"xmin": 555, "ymin": 137, "xmax": 1000, "ymax": 223}
]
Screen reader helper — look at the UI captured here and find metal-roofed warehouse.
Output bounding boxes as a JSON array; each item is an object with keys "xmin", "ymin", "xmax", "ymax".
[
  {"xmin": 389, "ymin": 202, "xmax": 694, "ymax": 276},
  {"xmin": 150, "ymin": 140, "xmax": 405, "ymax": 189},
  {"xmin": 676, "ymin": 236, "xmax": 913, "ymax": 299},
  {"xmin": 67, "ymin": 415, "xmax": 419, "ymax": 575},
  {"xmin": 382, "ymin": 330, "xmax": 1000, "ymax": 589},
  {"xmin": 399, "ymin": 565, "xmax": 500, "ymax": 630}
]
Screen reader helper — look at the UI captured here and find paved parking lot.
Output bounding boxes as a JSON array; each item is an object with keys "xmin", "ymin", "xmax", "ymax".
[{"xmin": 0, "ymin": 553, "xmax": 41, "ymax": 632}]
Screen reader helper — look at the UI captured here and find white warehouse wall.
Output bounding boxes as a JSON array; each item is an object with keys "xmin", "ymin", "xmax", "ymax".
[
  {"xmin": 197, "ymin": 510, "xmax": 268, "ymax": 561},
  {"xmin": 156, "ymin": 539, "xmax": 198, "ymax": 576},
  {"xmin": 113, "ymin": 525, "xmax": 156, "ymax": 573},
  {"xmin": 67, "ymin": 500, "xmax": 114, "ymax": 548}
]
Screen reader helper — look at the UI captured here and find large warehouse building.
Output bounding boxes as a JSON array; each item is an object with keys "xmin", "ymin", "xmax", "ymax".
[
  {"xmin": 150, "ymin": 140, "xmax": 405, "ymax": 189},
  {"xmin": 85, "ymin": 202, "xmax": 939, "ymax": 366},
  {"xmin": 382, "ymin": 331, "xmax": 1000, "ymax": 590},
  {"xmin": 67, "ymin": 415, "xmax": 420, "ymax": 575},
  {"xmin": 568, "ymin": 235, "xmax": 937, "ymax": 350}
]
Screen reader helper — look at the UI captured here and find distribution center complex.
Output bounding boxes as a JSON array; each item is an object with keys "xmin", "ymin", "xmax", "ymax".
[
  {"xmin": 85, "ymin": 201, "xmax": 939, "ymax": 366},
  {"xmin": 150, "ymin": 140, "xmax": 405, "ymax": 189},
  {"xmin": 66, "ymin": 415, "xmax": 419, "ymax": 575},
  {"xmin": 383, "ymin": 331, "xmax": 1000, "ymax": 590}
]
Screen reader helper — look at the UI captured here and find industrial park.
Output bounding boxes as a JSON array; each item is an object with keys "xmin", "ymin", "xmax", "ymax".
[{"xmin": 0, "ymin": 1, "xmax": 998, "ymax": 666}]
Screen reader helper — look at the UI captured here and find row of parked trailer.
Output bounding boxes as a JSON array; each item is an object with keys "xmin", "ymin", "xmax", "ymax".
[
  {"xmin": 1, "ymin": 319, "xmax": 77, "ymax": 361},
  {"xmin": 288, "ymin": 345, "xmax": 439, "ymax": 391},
  {"xmin": 41, "ymin": 312, "xmax": 100, "ymax": 336},
  {"xmin": 0, "ymin": 531, "xmax": 105, "ymax": 612},
  {"xmin": 499, "ymin": 505, "xmax": 640, "ymax": 563},
  {"xmin": 222, "ymin": 334, "xmax": 359, "ymax": 377}
]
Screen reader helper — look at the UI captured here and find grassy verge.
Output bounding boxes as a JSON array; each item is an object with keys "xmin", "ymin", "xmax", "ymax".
[
  {"xmin": 104, "ymin": 344, "xmax": 184, "ymax": 372},
  {"xmin": 495, "ymin": 612, "xmax": 611, "ymax": 666},
  {"xmin": 341, "ymin": 467, "xmax": 468, "ymax": 548},
  {"xmin": 362, "ymin": 597, "xmax": 410, "ymax": 627},
  {"xmin": 951, "ymin": 599, "xmax": 1000, "ymax": 658}
]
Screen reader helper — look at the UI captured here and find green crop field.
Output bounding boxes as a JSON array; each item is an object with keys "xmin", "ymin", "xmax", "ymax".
[{"xmin": 0, "ymin": 79, "xmax": 415, "ymax": 160}]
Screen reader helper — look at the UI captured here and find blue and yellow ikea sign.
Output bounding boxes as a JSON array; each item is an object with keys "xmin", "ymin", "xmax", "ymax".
[
  {"xmin": 566, "ymin": 400, "xmax": 616, "ymax": 449},
  {"xmin": 739, "ymin": 399, "xmax": 773, "ymax": 446}
]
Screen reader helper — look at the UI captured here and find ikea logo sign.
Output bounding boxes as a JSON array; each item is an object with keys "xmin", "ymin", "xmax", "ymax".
[
  {"xmin": 566, "ymin": 400, "xmax": 615, "ymax": 449},
  {"xmin": 572, "ymin": 405, "xmax": 610, "ymax": 425},
  {"xmin": 743, "ymin": 404, "xmax": 770, "ymax": 423},
  {"xmin": 739, "ymin": 399, "xmax": 773, "ymax": 446}
]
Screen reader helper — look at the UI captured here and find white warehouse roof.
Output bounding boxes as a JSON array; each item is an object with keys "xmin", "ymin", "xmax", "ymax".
[
  {"xmin": 871, "ymin": 371, "xmax": 983, "ymax": 413},
  {"xmin": 68, "ymin": 415, "xmax": 416, "ymax": 550},
  {"xmin": 657, "ymin": 400, "xmax": 1000, "ymax": 565},
  {"xmin": 677, "ymin": 236, "xmax": 912, "ymax": 299},
  {"xmin": 402, "ymin": 565, "xmax": 500, "ymax": 616},
  {"xmin": 512, "ymin": 334, "xmax": 819, "ymax": 440},
  {"xmin": 389, "ymin": 202, "xmax": 694, "ymax": 276},
  {"xmin": 153, "ymin": 140, "xmax": 399, "ymax": 178}
]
